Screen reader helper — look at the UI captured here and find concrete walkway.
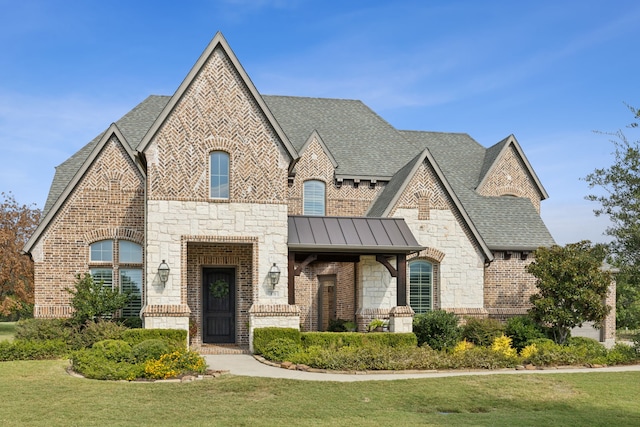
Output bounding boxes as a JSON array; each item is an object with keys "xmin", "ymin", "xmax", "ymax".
[{"xmin": 204, "ymin": 354, "xmax": 640, "ymax": 382}]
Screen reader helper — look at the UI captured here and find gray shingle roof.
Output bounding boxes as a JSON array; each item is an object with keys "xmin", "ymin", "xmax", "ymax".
[
  {"xmin": 39, "ymin": 92, "xmax": 554, "ymax": 253},
  {"xmin": 42, "ymin": 95, "xmax": 170, "ymax": 217}
]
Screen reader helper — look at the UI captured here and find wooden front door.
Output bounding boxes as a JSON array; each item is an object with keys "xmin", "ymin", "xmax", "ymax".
[{"xmin": 203, "ymin": 268, "xmax": 236, "ymax": 343}]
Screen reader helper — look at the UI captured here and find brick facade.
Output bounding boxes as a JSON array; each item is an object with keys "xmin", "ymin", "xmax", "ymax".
[
  {"xmin": 484, "ymin": 251, "xmax": 537, "ymax": 319},
  {"xmin": 32, "ymin": 135, "xmax": 145, "ymax": 318}
]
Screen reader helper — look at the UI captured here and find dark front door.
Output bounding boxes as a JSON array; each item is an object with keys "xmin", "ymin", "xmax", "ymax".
[{"xmin": 203, "ymin": 268, "xmax": 235, "ymax": 344}]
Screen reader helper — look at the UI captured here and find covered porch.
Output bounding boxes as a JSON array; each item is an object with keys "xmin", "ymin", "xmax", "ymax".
[{"xmin": 287, "ymin": 216, "xmax": 425, "ymax": 332}]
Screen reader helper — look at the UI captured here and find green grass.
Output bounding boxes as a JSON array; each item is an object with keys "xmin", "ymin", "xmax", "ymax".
[
  {"xmin": 0, "ymin": 322, "xmax": 16, "ymax": 342},
  {"xmin": 617, "ymin": 328, "xmax": 639, "ymax": 341},
  {"xmin": 1, "ymin": 360, "xmax": 639, "ymax": 426}
]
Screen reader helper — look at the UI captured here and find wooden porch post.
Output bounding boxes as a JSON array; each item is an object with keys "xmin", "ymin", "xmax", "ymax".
[
  {"xmin": 397, "ymin": 253, "xmax": 407, "ymax": 306},
  {"xmin": 288, "ymin": 252, "xmax": 295, "ymax": 305}
]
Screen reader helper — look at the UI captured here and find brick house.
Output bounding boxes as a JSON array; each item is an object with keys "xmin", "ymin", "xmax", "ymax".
[{"xmin": 22, "ymin": 33, "xmax": 615, "ymax": 351}]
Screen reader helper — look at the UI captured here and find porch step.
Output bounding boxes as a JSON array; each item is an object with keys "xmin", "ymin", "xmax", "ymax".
[{"xmin": 195, "ymin": 344, "xmax": 251, "ymax": 355}]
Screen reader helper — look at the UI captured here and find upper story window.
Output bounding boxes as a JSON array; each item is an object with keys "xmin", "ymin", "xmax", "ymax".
[
  {"xmin": 409, "ymin": 260, "xmax": 433, "ymax": 314},
  {"xmin": 210, "ymin": 151, "xmax": 230, "ymax": 199},
  {"xmin": 303, "ymin": 180, "xmax": 326, "ymax": 216}
]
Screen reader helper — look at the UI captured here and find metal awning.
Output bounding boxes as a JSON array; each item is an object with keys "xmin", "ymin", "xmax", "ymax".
[{"xmin": 288, "ymin": 216, "xmax": 425, "ymax": 254}]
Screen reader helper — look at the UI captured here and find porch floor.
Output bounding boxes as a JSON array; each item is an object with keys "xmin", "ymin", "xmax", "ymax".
[{"xmin": 194, "ymin": 344, "xmax": 251, "ymax": 355}]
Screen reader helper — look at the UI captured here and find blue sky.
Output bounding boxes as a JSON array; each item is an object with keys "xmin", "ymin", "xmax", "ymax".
[{"xmin": 1, "ymin": 0, "xmax": 639, "ymax": 245}]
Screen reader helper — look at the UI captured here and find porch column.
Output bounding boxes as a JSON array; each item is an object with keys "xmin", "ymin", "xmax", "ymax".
[{"xmin": 397, "ymin": 253, "xmax": 407, "ymax": 306}]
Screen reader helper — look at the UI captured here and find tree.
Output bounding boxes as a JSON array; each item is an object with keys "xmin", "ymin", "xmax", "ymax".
[
  {"xmin": 527, "ymin": 241, "xmax": 612, "ymax": 345},
  {"xmin": 66, "ymin": 273, "xmax": 132, "ymax": 324},
  {"xmin": 585, "ymin": 104, "xmax": 640, "ymax": 328},
  {"xmin": 0, "ymin": 192, "xmax": 41, "ymax": 319}
]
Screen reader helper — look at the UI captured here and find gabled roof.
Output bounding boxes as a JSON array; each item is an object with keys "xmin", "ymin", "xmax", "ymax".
[
  {"xmin": 297, "ymin": 130, "xmax": 338, "ymax": 169},
  {"xmin": 399, "ymin": 131, "xmax": 555, "ymax": 250},
  {"xmin": 24, "ymin": 123, "xmax": 142, "ymax": 253},
  {"xmin": 262, "ymin": 95, "xmax": 419, "ymax": 179},
  {"xmin": 137, "ymin": 32, "xmax": 298, "ymax": 162},
  {"xmin": 477, "ymin": 134, "xmax": 549, "ymax": 200}
]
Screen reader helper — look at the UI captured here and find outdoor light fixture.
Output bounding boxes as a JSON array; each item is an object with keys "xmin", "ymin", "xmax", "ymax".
[
  {"xmin": 268, "ymin": 263, "xmax": 281, "ymax": 288},
  {"xmin": 158, "ymin": 260, "xmax": 170, "ymax": 285}
]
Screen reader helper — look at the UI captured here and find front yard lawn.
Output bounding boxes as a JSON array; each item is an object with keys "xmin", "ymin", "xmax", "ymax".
[{"xmin": 1, "ymin": 360, "xmax": 639, "ymax": 426}]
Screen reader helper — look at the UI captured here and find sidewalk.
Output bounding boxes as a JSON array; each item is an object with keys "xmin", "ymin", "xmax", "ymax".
[{"xmin": 204, "ymin": 354, "xmax": 640, "ymax": 382}]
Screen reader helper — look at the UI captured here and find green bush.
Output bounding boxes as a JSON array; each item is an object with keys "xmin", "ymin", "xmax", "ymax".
[
  {"xmin": 71, "ymin": 349, "xmax": 144, "ymax": 381},
  {"xmin": 131, "ymin": 339, "xmax": 171, "ymax": 362},
  {"xmin": 504, "ymin": 316, "xmax": 545, "ymax": 350},
  {"xmin": 299, "ymin": 331, "xmax": 417, "ymax": 349},
  {"xmin": 253, "ymin": 327, "xmax": 301, "ymax": 355},
  {"xmin": 66, "ymin": 273, "xmax": 131, "ymax": 324},
  {"xmin": 413, "ymin": 311, "xmax": 461, "ymax": 350},
  {"xmin": 600, "ymin": 343, "xmax": 638, "ymax": 365},
  {"xmin": 92, "ymin": 339, "xmax": 132, "ymax": 362},
  {"xmin": 14, "ymin": 318, "xmax": 73, "ymax": 342},
  {"xmin": 118, "ymin": 317, "xmax": 143, "ymax": 329},
  {"xmin": 261, "ymin": 338, "xmax": 302, "ymax": 362},
  {"xmin": 121, "ymin": 328, "xmax": 187, "ymax": 350},
  {"xmin": 452, "ymin": 346, "xmax": 518, "ymax": 369},
  {"xmin": 567, "ymin": 336, "xmax": 607, "ymax": 359},
  {"xmin": 462, "ymin": 317, "xmax": 505, "ymax": 346},
  {"xmin": 70, "ymin": 320, "xmax": 127, "ymax": 350},
  {"xmin": 0, "ymin": 339, "xmax": 68, "ymax": 361}
]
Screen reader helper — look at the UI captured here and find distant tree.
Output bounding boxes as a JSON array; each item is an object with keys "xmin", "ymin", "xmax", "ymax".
[
  {"xmin": 66, "ymin": 273, "xmax": 132, "ymax": 324},
  {"xmin": 527, "ymin": 241, "xmax": 612, "ymax": 345},
  {"xmin": 0, "ymin": 192, "xmax": 41, "ymax": 319},
  {"xmin": 585, "ymin": 104, "xmax": 640, "ymax": 328}
]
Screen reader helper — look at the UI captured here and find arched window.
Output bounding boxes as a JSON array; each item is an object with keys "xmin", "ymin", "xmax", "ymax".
[
  {"xmin": 210, "ymin": 151, "xmax": 230, "ymax": 199},
  {"xmin": 88, "ymin": 240, "xmax": 143, "ymax": 318},
  {"xmin": 409, "ymin": 260, "xmax": 432, "ymax": 314},
  {"xmin": 303, "ymin": 180, "xmax": 325, "ymax": 216}
]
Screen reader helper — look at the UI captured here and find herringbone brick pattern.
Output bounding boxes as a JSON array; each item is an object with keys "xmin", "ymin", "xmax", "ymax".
[
  {"xmin": 477, "ymin": 145, "xmax": 542, "ymax": 212},
  {"xmin": 147, "ymin": 46, "xmax": 287, "ymax": 204}
]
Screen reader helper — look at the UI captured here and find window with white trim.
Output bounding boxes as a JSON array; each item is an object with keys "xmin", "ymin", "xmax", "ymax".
[
  {"xmin": 89, "ymin": 240, "xmax": 143, "ymax": 318},
  {"xmin": 409, "ymin": 260, "xmax": 433, "ymax": 314},
  {"xmin": 303, "ymin": 180, "xmax": 326, "ymax": 216},
  {"xmin": 210, "ymin": 151, "xmax": 230, "ymax": 199}
]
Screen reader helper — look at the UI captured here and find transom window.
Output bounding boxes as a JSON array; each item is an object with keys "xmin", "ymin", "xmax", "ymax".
[
  {"xmin": 210, "ymin": 151, "xmax": 230, "ymax": 199},
  {"xmin": 89, "ymin": 240, "xmax": 143, "ymax": 318},
  {"xmin": 303, "ymin": 180, "xmax": 326, "ymax": 216},
  {"xmin": 409, "ymin": 260, "xmax": 433, "ymax": 314}
]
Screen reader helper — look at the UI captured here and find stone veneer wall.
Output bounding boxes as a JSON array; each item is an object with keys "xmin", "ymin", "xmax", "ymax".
[
  {"xmin": 396, "ymin": 208, "xmax": 485, "ymax": 310},
  {"xmin": 31, "ymin": 136, "xmax": 145, "ymax": 318},
  {"xmin": 144, "ymin": 200, "xmax": 289, "ymax": 332},
  {"xmin": 356, "ymin": 256, "xmax": 396, "ymax": 330},
  {"xmin": 477, "ymin": 144, "xmax": 542, "ymax": 213}
]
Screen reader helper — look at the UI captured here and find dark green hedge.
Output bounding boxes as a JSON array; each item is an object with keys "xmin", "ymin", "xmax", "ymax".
[
  {"xmin": 0, "ymin": 339, "xmax": 68, "ymax": 361},
  {"xmin": 301, "ymin": 332, "xmax": 417, "ymax": 349},
  {"xmin": 120, "ymin": 329, "xmax": 187, "ymax": 350},
  {"xmin": 253, "ymin": 327, "xmax": 301, "ymax": 355}
]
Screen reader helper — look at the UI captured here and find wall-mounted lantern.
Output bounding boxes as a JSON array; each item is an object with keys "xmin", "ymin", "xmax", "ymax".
[
  {"xmin": 268, "ymin": 263, "xmax": 281, "ymax": 288},
  {"xmin": 158, "ymin": 260, "xmax": 170, "ymax": 285}
]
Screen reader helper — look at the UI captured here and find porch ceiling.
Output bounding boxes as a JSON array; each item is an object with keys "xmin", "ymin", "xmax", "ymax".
[{"xmin": 288, "ymin": 215, "xmax": 425, "ymax": 254}]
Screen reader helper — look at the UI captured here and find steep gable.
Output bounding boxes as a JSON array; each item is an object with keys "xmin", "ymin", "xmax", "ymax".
[
  {"xmin": 140, "ymin": 33, "xmax": 296, "ymax": 203},
  {"xmin": 476, "ymin": 135, "xmax": 548, "ymax": 212}
]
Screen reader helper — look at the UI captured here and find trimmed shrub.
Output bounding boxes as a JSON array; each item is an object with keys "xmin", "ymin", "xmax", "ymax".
[
  {"xmin": 118, "ymin": 317, "xmax": 143, "ymax": 329},
  {"xmin": 121, "ymin": 328, "xmax": 187, "ymax": 350},
  {"xmin": 413, "ymin": 311, "xmax": 461, "ymax": 350},
  {"xmin": 261, "ymin": 338, "xmax": 302, "ymax": 362},
  {"xmin": 462, "ymin": 318, "xmax": 505, "ymax": 346},
  {"xmin": 300, "ymin": 332, "xmax": 417, "ymax": 349},
  {"xmin": 92, "ymin": 339, "xmax": 132, "ymax": 362},
  {"xmin": 70, "ymin": 320, "xmax": 127, "ymax": 350},
  {"xmin": 567, "ymin": 336, "xmax": 607, "ymax": 359},
  {"xmin": 71, "ymin": 349, "xmax": 144, "ymax": 381},
  {"xmin": 253, "ymin": 327, "xmax": 301, "ymax": 355},
  {"xmin": 504, "ymin": 316, "xmax": 545, "ymax": 350},
  {"xmin": 0, "ymin": 339, "xmax": 68, "ymax": 361},
  {"xmin": 14, "ymin": 318, "xmax": 73, "ymax": 343},
  {"xmin": 451, "ymin": 346, "xmax": 518, "ymax": 369},
  {"xmin": 131, "ymin": 339, "xmax": 171, "ymax": 363}
]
